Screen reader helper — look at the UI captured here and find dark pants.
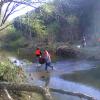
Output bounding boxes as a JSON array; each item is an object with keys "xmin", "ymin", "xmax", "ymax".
[
  {"xmin": 45, "ymin": 62, "xmax": 53, "ymax": 71},
  {"xmin": 35, "ymin": 55, "xmax": 41, "ymax": 63}
]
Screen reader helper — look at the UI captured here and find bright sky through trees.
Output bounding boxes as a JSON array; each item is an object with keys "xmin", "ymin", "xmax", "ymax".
[
  {"xmin": 2, "ymin": 0, "xmax": 52, "ymax": 21},
  {"xmin": 2, "ymin": 4, "xmax": 33, "ymax": 21}
]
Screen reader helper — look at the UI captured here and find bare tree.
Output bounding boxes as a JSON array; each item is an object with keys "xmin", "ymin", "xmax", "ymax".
[{"xmin": 0, "ymin": 0, "xmax": 46, "ymax": 30}]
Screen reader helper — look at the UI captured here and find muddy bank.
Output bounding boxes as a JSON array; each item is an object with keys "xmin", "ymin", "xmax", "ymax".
[
  {"xmin": 56, "ymin": 45, "xmax": 85, "ymax": 59},
  {"xmin": 56, "ymin": 46, "xmax": 100, "ymax": 60}
]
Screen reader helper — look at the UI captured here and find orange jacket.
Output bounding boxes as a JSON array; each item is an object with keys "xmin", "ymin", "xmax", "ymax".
[{"xmin": 44, "ymin": 50, "xmax": 51, "ymax": 63}]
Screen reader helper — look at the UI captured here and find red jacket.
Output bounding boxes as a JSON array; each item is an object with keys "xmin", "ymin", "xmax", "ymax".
[{"xmin": 35, "ymin": 49, "xmax": 41, "ymax": 56}]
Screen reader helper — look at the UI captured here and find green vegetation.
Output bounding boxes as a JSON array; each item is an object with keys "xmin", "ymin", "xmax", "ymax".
[
  {"xmin": 0, "ymin": 56, "xmax": 25, "ymax": 82},
  {"xmin": 0, "ymin": 0, "xmax": 100, "ymax": 62},
  {"xmin": 1, "ymin": 0, "xmax": 100, "ymax": 99},
  {"xmin": 0, "ymin": 0, "xmax": 99, "ymax": 61},
  {"xmin": 0, "ymin": 1, "xmax": 80, "ymax": 59},
  {"xmin": 0, "ymin": 54, "xmax": 45, "ymax": 100}
]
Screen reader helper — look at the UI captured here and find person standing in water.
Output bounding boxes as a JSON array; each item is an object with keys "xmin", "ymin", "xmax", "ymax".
[
  {"xmin": 34, "ymin": 47, "xmax": 42, "ymax": 65},
  {"xmin": 43, "ymin": 49, "xmax": 53, "ymax": 71}
]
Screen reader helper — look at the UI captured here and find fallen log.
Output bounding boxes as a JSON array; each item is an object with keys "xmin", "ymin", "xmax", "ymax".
[
  {"xmin": 0, "ymin": 82, "xmax": 52, "ymax": 100},
  {"xmin": 0, "ymin": 82, "xmax": 96, "ymax": 100},
  {"xmin": 50, "ymin": 88, "xmax": 96, "ymax": 100}
]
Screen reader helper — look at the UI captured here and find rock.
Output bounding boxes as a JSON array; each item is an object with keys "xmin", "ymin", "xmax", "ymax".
[{"xmin": 13, "ymin": 60, "xmax": 17, "ymax": 63}]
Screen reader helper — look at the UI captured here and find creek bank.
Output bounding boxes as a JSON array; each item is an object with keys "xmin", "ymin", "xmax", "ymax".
[{"xmin": 56, "ymin": 45, "xmax": 85, "ymax": 59}]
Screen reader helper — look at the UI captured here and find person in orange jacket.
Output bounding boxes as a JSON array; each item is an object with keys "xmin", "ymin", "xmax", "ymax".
[{"xmin": 43, "ymin": 49, "xmax": 53, "ymax": 71}]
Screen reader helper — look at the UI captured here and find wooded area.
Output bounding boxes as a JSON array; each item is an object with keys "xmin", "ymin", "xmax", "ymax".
[
  {"xmin": 0, "ymin": 0, "xmax": 100, "ymax": 100},
  {"xmin": 0, "ymin": 0, "xmax": 98, "ymax": 45}
]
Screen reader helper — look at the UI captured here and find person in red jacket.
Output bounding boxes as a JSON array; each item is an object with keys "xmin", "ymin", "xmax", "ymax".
[
  {"xmin": 35, "ymin": 48, "xmax": 42, "ymax": 57},
  {"xmin": 34, "ymin": 48, "xmax": 42, "ymax": 64}
]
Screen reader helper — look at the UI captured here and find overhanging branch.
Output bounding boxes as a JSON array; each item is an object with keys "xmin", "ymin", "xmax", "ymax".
[
  {"xmin": 1, "ymin": 2, "xmax": 12, "ymax": 26},
  {"xmin": 0, "ymin": 0, "xmax": 46, "ymax": 26},
  {"xmin": 0, "ymin": 23, "xmax": 12, "ymax": 31},
  {"xmin": 3, "ymin": 0, "xmax": 46, "ymax": 7}
]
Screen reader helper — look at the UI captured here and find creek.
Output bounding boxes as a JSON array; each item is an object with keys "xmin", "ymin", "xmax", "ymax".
[{"xmin": 8, "ymin": 56, "xmax": 100, "ymax": 100}]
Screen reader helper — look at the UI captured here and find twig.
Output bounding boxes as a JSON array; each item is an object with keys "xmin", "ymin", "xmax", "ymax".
[
  {"xmin": 0, "ymin": 23, "xmax": 12, "ymax": 31},
  {"xmin": 4, "ymin": 88, "xmax": 13, "ymax": 100}
]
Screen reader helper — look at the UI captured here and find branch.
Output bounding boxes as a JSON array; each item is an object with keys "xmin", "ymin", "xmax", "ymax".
[
  {"xmin": 10, "ymin": 6, "xmax": 30, "ymax": 15},
  {"xmin": 0, "ymin": 1, "xmax": 3, "ymax": 11},
  {"xmin": 4, "ymin": 0, "xmax": 46, "ymax": 3},
  {"xmin": 0, "ymin": 0, "xmax": 46, "ymax": 26},
  {"xmin": 0, "ymin": 23, "xmax": 12, "ymax": 31},
  {"xmin": 4, "ymin": 89, "xmax": 13, "ymax": 100},
  {"xmin": 3, "ymin": 0, "xmax": 46, "ymax": 8},
  {"xmin": 1, "ymin": 3, "xmax": 20, "ymax": 24},
  {"xmin": 1, "ymin": 2, "xmax": 12, "ymax": 26}
]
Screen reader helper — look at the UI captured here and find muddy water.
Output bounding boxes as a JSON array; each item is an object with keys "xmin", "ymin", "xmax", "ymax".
[{"xmin": 9, "ymin": 57, "xmax": 100, "ymax": 100}]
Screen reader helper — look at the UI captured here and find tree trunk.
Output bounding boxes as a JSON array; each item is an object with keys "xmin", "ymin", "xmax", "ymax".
[{"xmin": 0, "ymin": 82, "xmax": 52, "ymax": 100}]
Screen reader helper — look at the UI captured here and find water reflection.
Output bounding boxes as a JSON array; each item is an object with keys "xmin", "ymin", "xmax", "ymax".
[
  {"xmin": 61, "ymin": 66, "xmax": 100, "ymax": 89},
  {"xmin": 51, "ymin": 92, "xmax": 85, "ymax": 100},
  {"xmin": 43, "ymin": 73, "xmax": 50, "ymax": 87},
  {"xmin": 48, "ymin": 77, "xmax": 100, "ymax": 100},
  {"xmin": 29, "ymin": 76, "xmax": 100, "ymax": 100}
]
